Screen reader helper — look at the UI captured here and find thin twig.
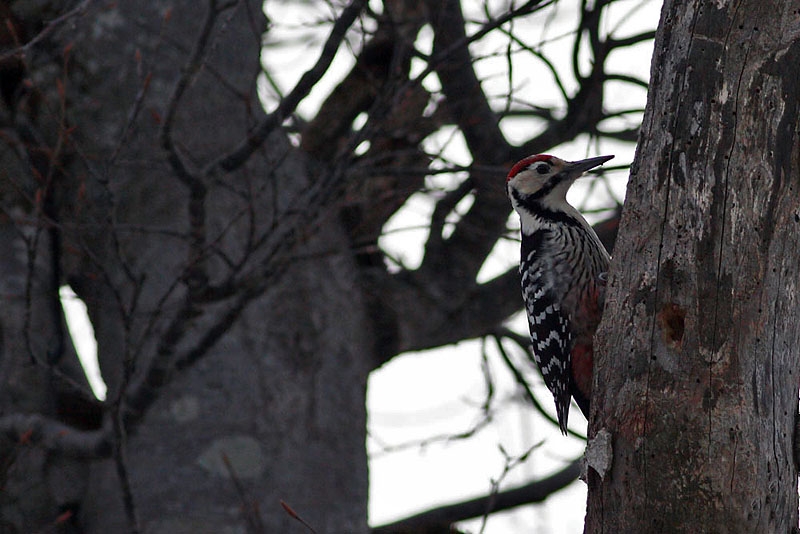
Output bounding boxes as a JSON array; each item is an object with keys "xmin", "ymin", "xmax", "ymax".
[
  {"xmin": 279, "ymin": 501, "xmax": 318, "ymax": 534},
  {"xmin": 414, "ymin": 0, "xmax": 557, "ymax": 88},
  {"xmin": 222, "ymin": 453, "xmax": 266, "ymax": 534},
  {"xmin": 478, "ymin": 441, "xmax": 543, "ymax": 533},
  {"xmin": 112, "ymin": 411, "xmax": 140, "ymax": 534},
  {"xmin": 0, "ymin": 0, "xmax": 94, "ymax": 62}
]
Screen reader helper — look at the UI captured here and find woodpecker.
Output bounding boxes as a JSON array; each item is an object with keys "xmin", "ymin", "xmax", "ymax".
[{"xmin": 506, "ymin": 154, "xmax": 613, "ymax": 434}]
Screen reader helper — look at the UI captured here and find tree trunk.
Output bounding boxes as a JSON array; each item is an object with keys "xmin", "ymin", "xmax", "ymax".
[
  {"xmin": 587, "ymin": 0, "xmax": 800, "ymax": 531},
  {"xmin": 0, "ymin": 2, "xmax": 371, "ymax": 532}
]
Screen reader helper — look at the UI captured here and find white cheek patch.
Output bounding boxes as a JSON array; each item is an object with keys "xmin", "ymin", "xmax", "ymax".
[{"xmin": 510, "ymin": 174, "xmax": 542, "ymax": 196}]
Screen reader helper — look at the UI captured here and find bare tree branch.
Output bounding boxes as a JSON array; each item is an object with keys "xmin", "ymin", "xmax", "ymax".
[
  {"xmin": 398, "ymin": 0, "xmax": 518, "ymax": 317},
  {"xmin": 300, "ymin": 6, "xmax": 422, "ymax": 163},
  {"xmin": 371, "ymin": 458, "xmax": 582, "ymax": 533},
  {"xmin": 212, "ymin": 0, "xmax": 368, "ymax": 173},
  {"xmin": 160, "ymin": 0, "xmax": 221, "ymax": 187},
  {"xmin": 607, "ymin": 30, "xmax": 657, "ymax": 49}
]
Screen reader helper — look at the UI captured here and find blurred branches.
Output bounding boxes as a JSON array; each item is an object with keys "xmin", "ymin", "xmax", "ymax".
[
  {"xmin": 0, "ymin": 0, "xmax": 654, "ymax": 531},
  {"xmin": 315, "ymin": 0, "xmax": 649, "ymax": 366}
]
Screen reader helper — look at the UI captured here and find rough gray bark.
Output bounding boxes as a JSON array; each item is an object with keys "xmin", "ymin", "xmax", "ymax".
[{"xmin": 588, "ymin": 0, "xmax": 800, "ymax": 531}]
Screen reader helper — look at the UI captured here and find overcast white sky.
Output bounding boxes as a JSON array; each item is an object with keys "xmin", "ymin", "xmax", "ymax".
[{"xmin": 62, "ymin": 1, "xmax": 662, "ymax": 532}]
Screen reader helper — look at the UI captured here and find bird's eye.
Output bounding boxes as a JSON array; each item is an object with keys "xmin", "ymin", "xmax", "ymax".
[{"xmin": 536, "ymin": 164, "xmax": 550, "ymax": 174}]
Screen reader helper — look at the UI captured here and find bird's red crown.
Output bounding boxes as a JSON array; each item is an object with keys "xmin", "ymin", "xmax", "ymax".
[{"xmin": 506, "ymin": 154, "xmax": 555, "ymax": 182}]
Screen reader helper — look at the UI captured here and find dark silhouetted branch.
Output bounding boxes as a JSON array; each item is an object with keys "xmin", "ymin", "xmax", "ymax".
[
  {"xmin": 213, "ymin": 0, "xmax": 368, "ymax": 173},
  {"xmin": 371, "ymin": 458, "xmax": 582, "ymax": 533}
]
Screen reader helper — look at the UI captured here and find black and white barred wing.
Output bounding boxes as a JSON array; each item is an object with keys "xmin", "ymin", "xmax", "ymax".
[{"xmin": 520, "ymin": 236, "xmax": 574, "ymax": 433}]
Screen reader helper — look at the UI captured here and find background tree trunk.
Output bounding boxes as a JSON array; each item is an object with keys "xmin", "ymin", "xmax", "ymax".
[
  {"xmin": 588, "ymin": 0, "xmax": 800, "ymax": 531},
  {"xmin": 1, "ymin": 2, "xmax": 372, "ymax": 532}
]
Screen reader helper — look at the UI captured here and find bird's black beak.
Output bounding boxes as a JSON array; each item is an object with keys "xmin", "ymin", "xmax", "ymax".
[{"xmin": 565, "ymin": 155, "xmax": 614, "ymax": 176}]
